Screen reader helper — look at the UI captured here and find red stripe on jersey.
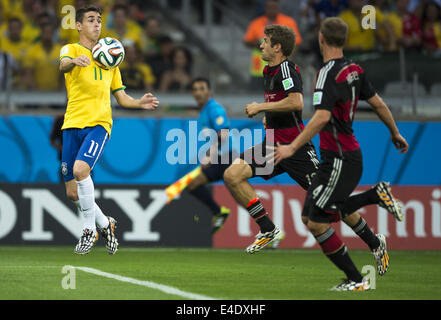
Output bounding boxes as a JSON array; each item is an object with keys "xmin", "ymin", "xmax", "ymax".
[
  {"xmin": 333, "ymin": 100, "xmax": 358, "ymax": 122},
  {"xmin": 266, "ymin": 124, "xmax": 305, "ymax": 143},
  {"xmin": 319, "ymin": 130, "xmax": 360, "ymax": 152},
  {"xmin": 264, "ymin": 91, "xmax": 285, "ymax": 102},
  {"xmin": 263, "ymin": 65, "xmax": 281, "ymax": 76},
  {"xmin": 335, "ymin": 63, "xmax": 364, "ymax": 83}
]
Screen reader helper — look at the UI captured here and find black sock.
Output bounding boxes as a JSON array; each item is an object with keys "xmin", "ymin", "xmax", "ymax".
[
  {"xmin": 352, "ymin": 217, "xmax": 380, "ymax": 251},
  {"xmin": 315, "ymin": 228, "xmax": 363, "ymax": 282},
  {"xmin": 189, "ymin": 185, "xmax": 220, "ymax": 215},
  {"xmin": 247, "ymin": 198, "xmax": 275, "ymax": 233},
  {"xmin": 328, "ymin": 246, "xmax": 364, "ymax": 283},
  {"xmin": 341, "ymin": 188, "xmax": 380, "ymax": 216}
]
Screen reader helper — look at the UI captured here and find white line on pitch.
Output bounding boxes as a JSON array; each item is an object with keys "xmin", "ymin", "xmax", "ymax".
[{"xmin": 75, "ymin": 266, "xmax": 217, "ymax": 300}]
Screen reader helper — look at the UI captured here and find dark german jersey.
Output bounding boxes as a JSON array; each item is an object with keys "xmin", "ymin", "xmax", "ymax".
[
  {"xmin": 313, "ymin": 57, "xmax": 376, "ymax": 154},
  {"xmin": 263, "ymin": 59, "xmax": 304, "ymax": 143}
]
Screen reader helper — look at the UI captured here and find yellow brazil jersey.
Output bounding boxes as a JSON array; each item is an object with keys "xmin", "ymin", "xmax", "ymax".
[
  {"xmin": 338, "ymin": 10, "xmax": 376, "ymax": 51},
  {"xmin": 23, "ymin": 42, "xmax": 62, "ymax": 90},
  {"xmin": 59, "ymin": 42, "xmax": 126, "ymax": 135},
  {"xmin": 0, "ymin": 36, "xmax": 28, "ymax": 64}
]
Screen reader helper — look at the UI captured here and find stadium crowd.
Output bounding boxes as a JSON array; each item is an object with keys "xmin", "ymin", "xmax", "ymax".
[{"xmin": 0, "ymin": 0, "xmax": 440, "ymax": 93}]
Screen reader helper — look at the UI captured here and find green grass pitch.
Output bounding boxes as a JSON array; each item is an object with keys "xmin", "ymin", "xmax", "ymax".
[{"xmin": 0, "ymin": 246, "xmax": 440, "ymax": 300}]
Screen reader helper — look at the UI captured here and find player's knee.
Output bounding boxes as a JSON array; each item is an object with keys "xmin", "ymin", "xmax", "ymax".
[
  {"xmin": 73, "ymin": 161, "xmax": 90, "ymax": 181},
  {"xmin": 307, "ymin": 220, "xmax": 329, "ymax": 236},
  {"xmin": 301, "ymin": 216, "xmax": 309, "ymax": 226},
  {"xmin": 224, "ymin": 165, "xmax": 244, "ymax": 187}
]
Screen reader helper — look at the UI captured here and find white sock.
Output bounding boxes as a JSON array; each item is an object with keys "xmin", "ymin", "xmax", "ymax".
[
  {"xmin": 72, "ymin": 200, "xmax": 81, "ymax": 211},
  {"xmin": 73, "ymin": 199, "xmax": 109, "ymax": 229},
  {"xmin": 76, "ymin": 176, "xmax": 96, "ymax": 231},
  {"xmin": 95, "ymin": 203, "xmax": 109, "ymax": 229}
]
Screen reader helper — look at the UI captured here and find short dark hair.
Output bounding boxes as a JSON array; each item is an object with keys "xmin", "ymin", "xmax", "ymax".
[
  {"xmin": 8, "ymin": 17, "xmax": 22, "ymax": 26},
  {"xmin": 264, "ymin": 24, "xmax": 296, "ymax": 57},
  {"xmin": 191, "ymin": 77, "xmax": 211, "ymax": 90},
  {"xmin": 320, "ymin": 17, "xmax": 348, "ymax": 48},
  {"xmin": 112, "ymin": 4, "xmax": 129, "ymax": 14},
  {"xmin": 76, "ymin": 5, "xmax": 102, "ymax": 23}
]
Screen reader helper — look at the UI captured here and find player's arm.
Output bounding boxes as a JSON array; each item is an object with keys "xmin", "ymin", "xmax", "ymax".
[
  {"xmin": 273, "ymin": 109, "xmax": 330, "ymax": 165},
  {"xmin": 59, "ymin": 55, "xmax": 90, "ymax": 73},
  {"xmin": 246, "ymin": 92, "xmax": 303, "ymax": 117},
  {"xmin": 367, "ymin": 94, "xmax": 409, "ymax": 153},
  {"xmin": 113, "ymin": 89, "xmax": 159, "ymax": 110}
]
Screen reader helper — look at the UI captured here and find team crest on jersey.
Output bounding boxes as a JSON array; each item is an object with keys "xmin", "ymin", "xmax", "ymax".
[
  {"xmin": 61, "ymin": 162, "xmax": 68, "ymax": 176},
  {"xmin": 60, "ymin": 46, "xmax": 69, "ymax": 57},
  {"xmin": 216, "ymin": 116, "xmax": 224, "ymax": 126},
  {"xmin": 282, "ymin": 77, "xmax": 294, "ymax": 90},
  {"xmin": 313, "ymin": 91, "xmax": 323, "ymax": 105}
]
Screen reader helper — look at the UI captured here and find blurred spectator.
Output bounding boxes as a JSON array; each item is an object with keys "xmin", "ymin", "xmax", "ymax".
[
  {"xmin": 0, "ymin": 48, "xmax": 17, "ymax": 91},
  {"xmin": 421, "ymin": 1, "xmax": 441, "ymax": 55},
  {"xmin": 386, "ymin": 0, "xmax": 422, "ymax": 50},
  {"xmin": 243, "ymin": 0, "xmax": 302, "ymax": 90},
  {"xmin": 103, "ymin": 3, "xmax": 143, "ymax": 50},
  {"xmin": 0, "ymin": 18, "xmax": 28, "ymax": 66},
  {"xmin": 315, "ymin": 0, "xmax": 348, "ymax": 19},
  {"xmin": 159, "ymin": 46, "xmax": 193, "ymax": 93},
  {"xmin": 141, "ymin": 15, "xmax": 162, "ymax": 59},
  {"xmin": 127, "ymin": 1, "xmax": 145, "ymax": 26},
  {"xmin": 119, "ymin": 43, "xmax": 155, "ymax": 92},
  {"xmin": 21, "ymin": 0, "xmax": 46, "ymax": 43},
  {"xmin": 148, "ymin": 35, "xmax": 175, "ymax": 88},
  {"xmin": 1, "ymin": 0, "xmax": 26, "ymax": 21},
  {"xmin": 22, "ymin": 22, "xmax": 63, "ymax": 91},
  {"xmin": 369, "ymin": 0, "xmax": 397, "ymax": 51},
  {"xmin": 0, "ymin": 2, "xmax": 6, "ymax": 36},
  {"xmin": 338, "ymin": 0, "xmax": 389, "ymax": 51}
]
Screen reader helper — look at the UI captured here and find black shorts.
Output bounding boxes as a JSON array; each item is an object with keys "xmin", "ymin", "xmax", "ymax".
[
  {"xmin": 240, "ymin": 139, "xmax": 319, "ymax": 190},
  {"xmin": 201, "ymin": 150, "xmax": 239, "ymax": 182},
  {"xmin": 302, "ymin": 149, "xmax": 363, "ymax": 223}
]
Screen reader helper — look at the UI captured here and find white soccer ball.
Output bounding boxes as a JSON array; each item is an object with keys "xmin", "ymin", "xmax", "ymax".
[{"xmin": 92, "ymin": 37, "xmax": 125, "ymax": 69}]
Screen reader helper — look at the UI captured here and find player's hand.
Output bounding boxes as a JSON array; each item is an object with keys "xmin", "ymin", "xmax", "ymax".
[
  {"xmin": 391, "ymin": 133, "xmax": 409, "ymax": 154},
  {"xmin": 72, "ymin": 55, "xmax": 90, "ymax": 67},
  {"xmin": 139, "ymin": 93, "xmax": 159, "ymax": 110},
  {"xmin": 246, "ymin": 102, "xmax": 261, "ymax": 118},
  {"xmin": 273, "ymin": 142, "xmax": 296, "ymax": 165}
]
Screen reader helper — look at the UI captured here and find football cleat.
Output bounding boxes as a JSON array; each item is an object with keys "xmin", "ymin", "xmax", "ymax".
[
  {"xmin": 246, "ymin": 226, "xmax": 281, "ymax": 254},
  {"xmin": 372, "ymin": 233, "xmax": 389, "ymax": 276},
  {"xmin": 266, "ymin": 229, "xmax": 285, "ymax": 249},
  {"xmin": 74, "ymin": 228, "xmax": 98, "ymax": 255},
  {"xmin": 330, "ymin": 277, "xmax": 370, "ymax": 292},
  {"xmin": 98, "ymin": 216, "xmax": 119, "ymax": 255},
  {"xmin": 375, "ymin": 181, "xmax": 403, "ymax": 221},
  {"xmin": 212, "ymin": 206, "xmax": 231, "ymax": 234}
]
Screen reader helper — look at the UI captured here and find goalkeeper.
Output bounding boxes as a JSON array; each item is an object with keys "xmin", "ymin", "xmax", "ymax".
[
  {"xmin": 59, "ymin": 5, "xmax": 159, "ymax": 255},
  {"xmin": 170, "ymin": 77, "xmax": 238, "ymax": 234}
]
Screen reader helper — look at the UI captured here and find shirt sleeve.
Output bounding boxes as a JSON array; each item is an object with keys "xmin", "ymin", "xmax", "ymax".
[
  {"xmin": 313, "ymin": 73, "xmax": 338, "ymax": 112},
  {"xmin": 281, "ymin": 62, "xmax": 303, "ymax": 94},
  {"xmin": 59, "ymin": 44, "xmax": 74, "ymax": 60},
  {"xmin": 209, "ymin": 104, "xmax": 230, "ymax": 132},
  {"xmin": 359, "ymin": 70, "xmax": 376, "ymax": 101},
  {"xmin": 111, "ymin": 66, "xmax": 126, "ymax": 93}
]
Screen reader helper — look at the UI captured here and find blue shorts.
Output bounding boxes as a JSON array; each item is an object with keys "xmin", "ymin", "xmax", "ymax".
[{"xmin": 61, "ymin": 125, "xmax": 109, "ymax": 182}]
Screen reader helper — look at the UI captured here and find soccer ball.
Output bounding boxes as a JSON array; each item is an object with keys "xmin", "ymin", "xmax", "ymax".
[{"xmin": 92, "ymin": 37, "xmax": 125, "ymax": 69}]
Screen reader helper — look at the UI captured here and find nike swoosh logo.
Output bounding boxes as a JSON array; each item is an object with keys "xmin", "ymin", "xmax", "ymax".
[{"xmin": 83, "ymin": 153, "xmax": 94, "ymax": 158}]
